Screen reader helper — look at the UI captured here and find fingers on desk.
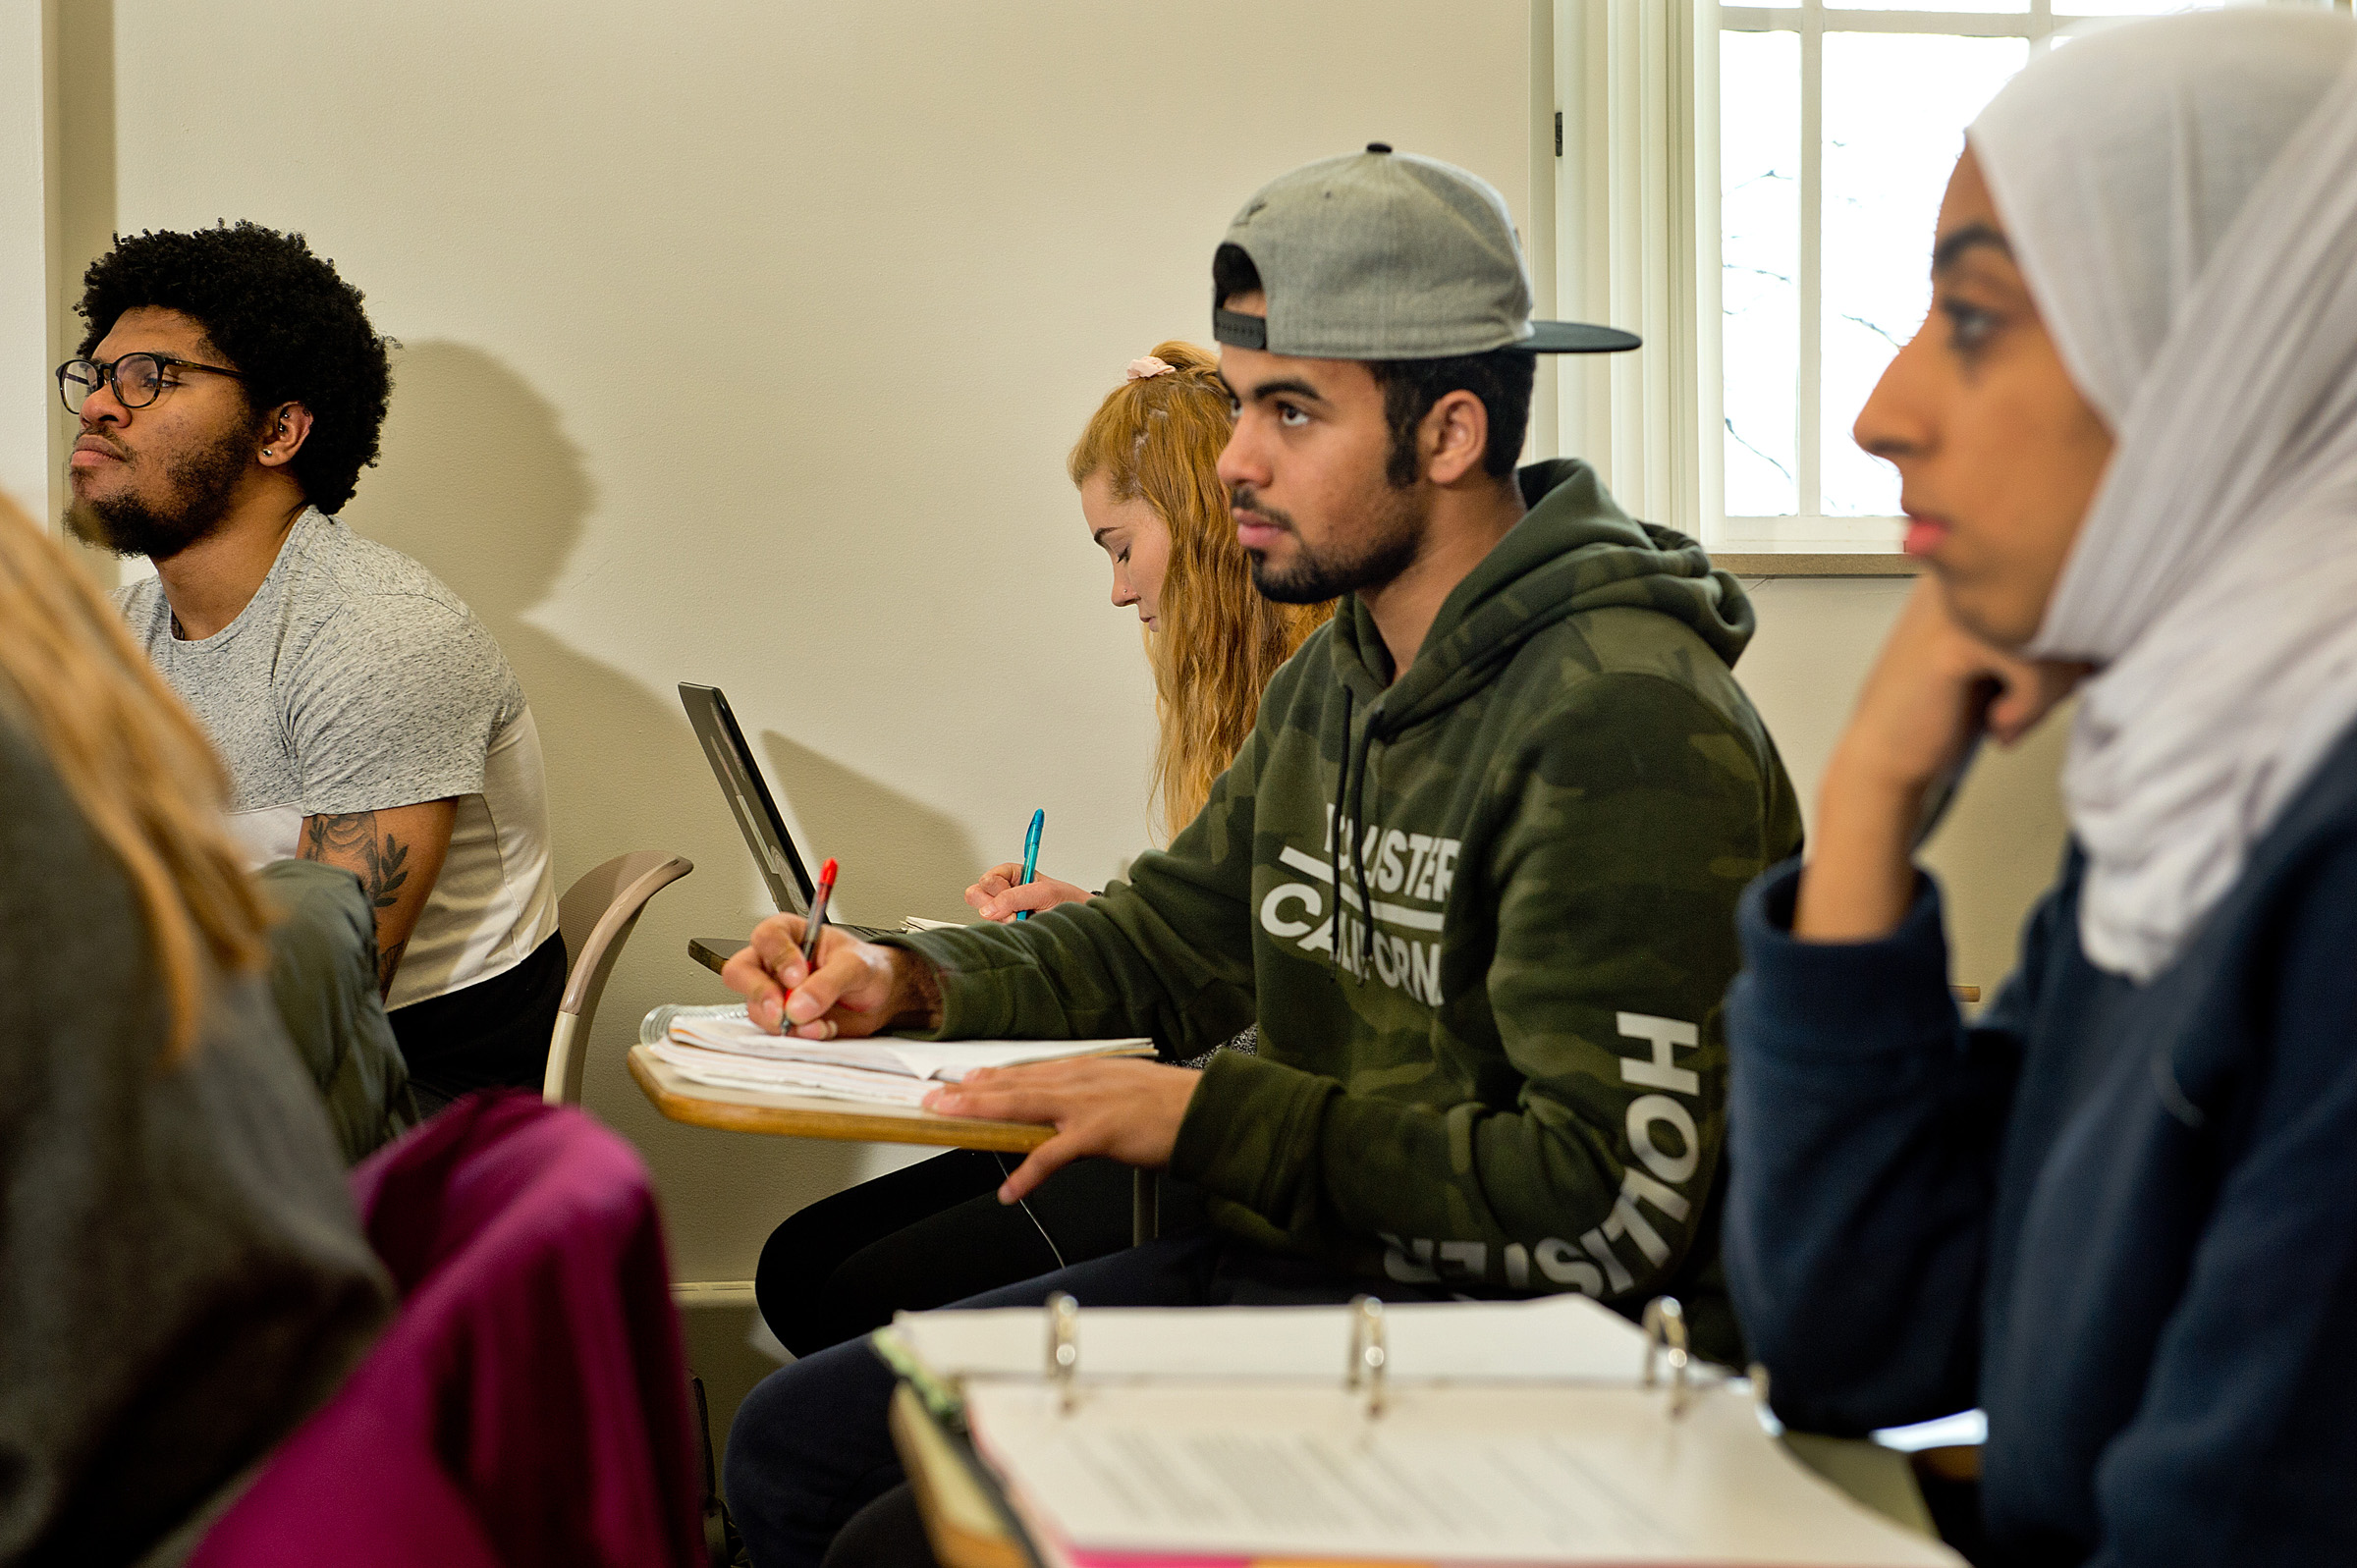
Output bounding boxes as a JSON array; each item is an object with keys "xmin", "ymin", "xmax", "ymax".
[
  {"xmin": 929, "ymin": 1072, "xmax": 1089, "ymax": 1201},
  {"xmin": 997, "ymin": 1138, "xmax": 1082, "ymax": 1203}
]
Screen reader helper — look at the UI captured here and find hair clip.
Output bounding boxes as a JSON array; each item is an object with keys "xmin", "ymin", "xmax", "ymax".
[{"xmin": 1125, "ymin": 355, "xmax": 1178, "ymax": 381}]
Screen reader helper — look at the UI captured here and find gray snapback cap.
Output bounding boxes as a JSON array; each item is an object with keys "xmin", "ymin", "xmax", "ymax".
[{"xmin": 1214, "ymin": 143, "xmax": 1639, "ymax": 360}]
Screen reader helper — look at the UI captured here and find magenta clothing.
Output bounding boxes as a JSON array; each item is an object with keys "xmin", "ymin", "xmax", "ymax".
[{"xmin": 191, "ymin": 1093, "xmax": 704, "ymax": 1568}]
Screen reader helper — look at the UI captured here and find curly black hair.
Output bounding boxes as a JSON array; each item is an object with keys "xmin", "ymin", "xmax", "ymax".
[{"xmin": 75, "ymin": 222, "xmax": 392, "ymax": 514}]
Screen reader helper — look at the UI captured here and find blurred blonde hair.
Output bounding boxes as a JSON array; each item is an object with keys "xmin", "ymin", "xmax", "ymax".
[
  {"xmin": 0, "ymin": 492, "xmax": 268, "ymax": 1060},
  {"xmin": 1069, "ymin": 342, "xmax": 1335, "ymax": 841}
]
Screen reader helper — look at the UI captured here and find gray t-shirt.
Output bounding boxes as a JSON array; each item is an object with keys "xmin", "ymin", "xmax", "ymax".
[{"xmin": 116, "ymin": 511, "xmax": 558, "ymax": 1010}]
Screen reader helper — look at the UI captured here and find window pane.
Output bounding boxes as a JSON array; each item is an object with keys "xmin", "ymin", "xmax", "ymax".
[
  {"xmin": 1721, "ymin": 28, "xmax": 1800, "ymax": 517},
  {"xmin": 2054, "ymin": 0, "xmax": 2232, "ymax": 17},
  {"xmin": 1827, "ymin": 0, "xmax": 2020, "ymax": 11},
  {"xmin": 1820, "ymin": 32, "xmax": 2026, "ymax": 516}
]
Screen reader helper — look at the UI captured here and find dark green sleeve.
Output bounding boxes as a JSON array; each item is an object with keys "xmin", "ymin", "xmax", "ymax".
[
  {"xmin": 883, "ymin": 717, "xmax": 1268, "ymax": 1057},
  {"xmin": 1171, "ymin": 675, "xmax": 1797, "ymax": 1318},
  {"xmin": 256, "ymin": 858, "xmax": 419, "ymax": 1163}
]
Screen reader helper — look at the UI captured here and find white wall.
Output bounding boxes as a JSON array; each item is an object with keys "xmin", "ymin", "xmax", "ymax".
[
  {"xmin": 0, "ymin": 0, "xmax": 57, "ymax": 518},
  {"xmin": 1736, "ymin": 576, "xmax": 2071, "ymax": 999},
  {"xmin": 73, "ymin": 0, "xmax": 1537, "ymax": 1282},
  {"xmin": 47, "ymin": 1, "xmax": 2070, "ymax": 1290}
]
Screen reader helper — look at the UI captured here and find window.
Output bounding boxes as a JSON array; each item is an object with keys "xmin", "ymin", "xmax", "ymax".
[{"xmin": 1714, "ymin": 0, "xmax": 2353, "ymax": 550}]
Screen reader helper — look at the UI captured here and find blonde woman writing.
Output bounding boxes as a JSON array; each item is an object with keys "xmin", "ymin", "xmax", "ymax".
[
  {"xmin": 968, "ymin": 343, "xmax": 1330, "ymax": 917},
  {"xmin": 755, "ymin": 344, "xmax": 1330, "ymax": 1357}
]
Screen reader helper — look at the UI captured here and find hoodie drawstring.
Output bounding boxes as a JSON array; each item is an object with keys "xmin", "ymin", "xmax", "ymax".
[
  {"xmin": 1345, "ymin": 730, "xmax": 1376, "ymax": 980},
  {"xmin": 1327, "ymin": 684, "xmax": 1381, "ymax": 981},
  {"xmin": 1330, "ymin": 686, "xmax": 1352, "ymax": 978}
]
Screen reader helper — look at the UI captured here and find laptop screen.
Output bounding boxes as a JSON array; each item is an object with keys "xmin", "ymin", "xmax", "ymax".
[{"xmin": 678, "ymin": 681, "xmax": 815, "ymax": 916}]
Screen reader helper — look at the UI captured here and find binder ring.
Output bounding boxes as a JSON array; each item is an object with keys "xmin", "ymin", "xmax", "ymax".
[
  {"xmin": 1640, "ymin": 1296, "xmax": 1691, "ymax": 1419},
  {"xmin": 1047, "ymin": 1292, "xmax": 1081, "ymax": 1413},
  {"xmin": 1346, "ymin": 1295, "xmax": 1388, "ymax": 1419}
]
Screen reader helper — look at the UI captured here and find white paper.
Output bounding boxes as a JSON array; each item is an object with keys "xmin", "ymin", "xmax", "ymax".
[
  {"xmin": 647, "ymin": 1002, "xmax": 1150, "ymax": 1082},
  {"xmin": 967, "ymin": 1381, "xmax": 1958, "ymax": 1567},
  {"xmin": 647, "ymin": 1041, "xmax": 935, "ymax": 1105},
  {"xmin": 892, "ymin": 1294, "xmax": 1655, "ymax": 1385}
]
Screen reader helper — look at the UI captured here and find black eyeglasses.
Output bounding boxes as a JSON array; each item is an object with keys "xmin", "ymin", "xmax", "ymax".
[{"xmin": 57, "ymin": 352, "xmax": 247, "ymax": 415}]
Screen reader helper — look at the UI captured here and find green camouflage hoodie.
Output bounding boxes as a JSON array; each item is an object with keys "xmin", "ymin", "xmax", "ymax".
[{"xmin": 890, "ymin": 459, "xmax": 1800, "ymax": 1361}]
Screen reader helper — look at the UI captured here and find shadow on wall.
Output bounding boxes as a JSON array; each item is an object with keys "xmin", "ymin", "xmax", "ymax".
[
  {"xmin": 340, "ymin": 340, "xmax": 714, "ymax": 879},
  {"xmin": 758, "ymin": 730, "xmax": 982, "ymax": 927},
  {"xmin": 339, "ymin": 340, "xmax": 888, "ymax": 1254}
]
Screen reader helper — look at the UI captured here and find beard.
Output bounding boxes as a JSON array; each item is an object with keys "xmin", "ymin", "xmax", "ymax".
[
  {"xmin": 65, "ymin": 418, "xmax": 255, "ymax": 562},
  {"xmin": 1235, "ymin": 480, "xmax": 1427, "ymax": 605}
]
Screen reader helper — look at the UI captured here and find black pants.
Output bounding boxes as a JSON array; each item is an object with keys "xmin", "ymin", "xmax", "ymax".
[
  {"xmin": 753, "ymin": 1150, "xmax": 1166, "ymax": 1359},
  {"xmin": 724, "ymin": 1232, "xmax": 1452, "ymax": 1568},
  {"xmin": 386, "ymin": 931, "xmax": 567, "ymax": 1115}
]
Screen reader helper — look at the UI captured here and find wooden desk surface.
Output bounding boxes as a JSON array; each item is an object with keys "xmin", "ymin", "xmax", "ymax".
[
  {"xmin": 627, "ymin": 1045, "xmax": 1053, "ymax": 1153},
  {"xmin": 689, "ymin": 935, "xmax": 746, "ymax": 976}
]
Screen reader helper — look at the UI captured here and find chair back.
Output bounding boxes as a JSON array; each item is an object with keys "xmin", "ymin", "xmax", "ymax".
[
  {"xmin": 544, "ymin": 851, "xmax": 692, "ymax": 1105},
  {"xmin": 191, "ymin": 1094, "xmax": 703, "ymax": 1568}
]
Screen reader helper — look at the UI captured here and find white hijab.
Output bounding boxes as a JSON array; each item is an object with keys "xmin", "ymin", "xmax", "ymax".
[{"xmin": 1969, "ymin": 10, "xmax": 2357, "ymax": 982}]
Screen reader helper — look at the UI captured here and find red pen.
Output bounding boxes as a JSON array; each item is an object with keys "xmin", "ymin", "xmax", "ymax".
[{"xmin": 799, "ymin": 857, "xmax": 838, "ymax": 971}]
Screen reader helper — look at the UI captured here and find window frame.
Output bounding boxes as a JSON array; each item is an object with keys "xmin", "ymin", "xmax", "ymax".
[
  {"xmin": 1548, "ymin": 0, "xmax": 2346, "ymax": 565},
  {"xmin": 1719, "ymin": 3, "xmax": 2068, "ymax": 555}
]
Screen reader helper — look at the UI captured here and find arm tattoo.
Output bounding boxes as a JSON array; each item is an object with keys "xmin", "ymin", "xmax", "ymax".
[{"xmin": 301, "ymin": 810, "xmax": 414, "ymax": 994}]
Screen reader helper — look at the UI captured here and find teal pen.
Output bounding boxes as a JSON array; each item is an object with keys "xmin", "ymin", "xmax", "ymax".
[{"xmin": 1014, "ymin": 808, "xmax": 1045, "ymax": 920}]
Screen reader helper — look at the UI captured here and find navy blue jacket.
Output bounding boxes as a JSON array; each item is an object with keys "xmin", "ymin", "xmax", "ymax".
[{"xmin": 1726, "ymin": 736, "xmax": 2357, "ymax": 1567}]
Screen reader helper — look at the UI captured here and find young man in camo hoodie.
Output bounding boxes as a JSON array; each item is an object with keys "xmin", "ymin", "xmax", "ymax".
[{"xmin": 721, "ymin": 145, "xmax": 1802, "ymax": 1565}]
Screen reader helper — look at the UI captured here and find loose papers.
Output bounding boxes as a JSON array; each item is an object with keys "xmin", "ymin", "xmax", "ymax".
[
  {"xmin": 640, "ymin": 1002, "xmax": 1151, "ymax": 1108},
  {"xmin": 966, "ymin": 1381, "xmax": 1958, "ymax": 1567}
]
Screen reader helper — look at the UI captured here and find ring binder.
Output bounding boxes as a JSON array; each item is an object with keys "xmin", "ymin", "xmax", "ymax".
[
  {"xmin": 1640, "ymin": 1296, "xmax": 1692, "ymax": 1418},
  {"xmin": 1345, "ymin": 1295, "xmax": 1388, "ymax": 1418},
  {"xmin": 880, "ymin": 1294, "xmax": 1961, "ymax": 1566},
  {"xmin": 1047, "ymin": 1293, "xmax": 1080, "ymax": 1413}
]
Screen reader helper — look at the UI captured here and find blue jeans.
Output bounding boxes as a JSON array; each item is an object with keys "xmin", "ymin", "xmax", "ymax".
[{"xmin": 725, "ymin": 1232, "xmax": 1443, "ymax": 1567}]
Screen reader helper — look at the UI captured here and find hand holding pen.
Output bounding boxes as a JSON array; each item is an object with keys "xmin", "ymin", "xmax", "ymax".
[
  {"xmin": 963, "ymin": 809, "xmax": 1092, "ymax": 922},
  {"xmin": 725, "ymin": 855, "xmax": 947, "ymax": 1039}
]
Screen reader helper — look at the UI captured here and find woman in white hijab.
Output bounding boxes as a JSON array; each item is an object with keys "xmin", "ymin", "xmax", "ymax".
[{"xmin": 1724, "ymin": 10, "xmax": 2357, "ymax": 1563}]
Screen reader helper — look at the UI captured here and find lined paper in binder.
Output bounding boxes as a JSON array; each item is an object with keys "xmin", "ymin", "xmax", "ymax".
[{"xmin": 878, "ymin": 1294, "xmax": 1960, "ymax": 1568}]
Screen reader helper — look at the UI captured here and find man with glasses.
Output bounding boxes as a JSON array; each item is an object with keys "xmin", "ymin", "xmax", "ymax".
[{"xmin": 66, "ymin": 222, "xmax": 562, "ymax": 1113}]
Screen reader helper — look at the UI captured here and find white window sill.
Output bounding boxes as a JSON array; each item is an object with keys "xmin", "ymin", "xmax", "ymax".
[{"xmin": 1707, "ymin": 516, "xmax": 1921, "ymax": 576}]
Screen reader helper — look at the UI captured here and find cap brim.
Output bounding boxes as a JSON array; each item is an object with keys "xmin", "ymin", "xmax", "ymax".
[{"xmin": 1520, "ymin": 321, "xmax": 1641, "ymax": 353}]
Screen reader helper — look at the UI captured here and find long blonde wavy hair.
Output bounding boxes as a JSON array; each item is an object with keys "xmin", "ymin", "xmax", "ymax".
[
  {"xmin": 1069, "ymin": 342, "xmax": 1334, "ymax": 841},
  {"xmin": 0, "ymin": 492, "xmax": 269, "ymax": 1060}
]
